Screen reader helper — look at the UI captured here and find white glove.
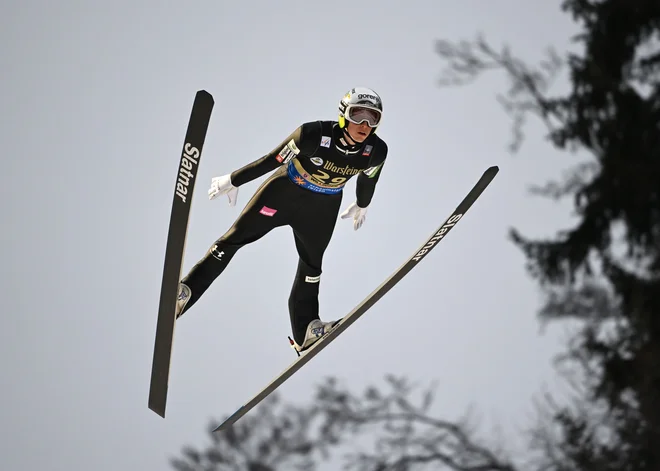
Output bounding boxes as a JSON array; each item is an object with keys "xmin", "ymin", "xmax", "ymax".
[
  {"xmin": 208, "ymin": 174, "xmax": 238, "ymax": 206},
  {"xmin": 340, "ymin": 201, "xmax": 368, "ymax": 230}
]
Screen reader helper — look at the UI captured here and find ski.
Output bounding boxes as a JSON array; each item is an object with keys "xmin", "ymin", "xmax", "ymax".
[
  {"xmin": 149, "ymin": 90, "xmax": 215, "ymax": 418},
  {"xmin": 212, "ymin": 165, "xmax": 499, "ymax": 432}
]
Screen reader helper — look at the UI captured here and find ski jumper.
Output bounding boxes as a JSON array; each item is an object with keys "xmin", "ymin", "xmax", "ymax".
[{"xmin": 179, "ymin": 120, "xmax": 388, "ymax": 344}]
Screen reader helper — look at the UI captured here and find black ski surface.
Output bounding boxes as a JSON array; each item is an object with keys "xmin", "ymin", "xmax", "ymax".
[
  {"xmin": 149, "ymin": 90, "xmax": 214, "ymax": 418},
  {"xmin": 212, "ymin": 165, "xmax": 499, "ymax": 432}
]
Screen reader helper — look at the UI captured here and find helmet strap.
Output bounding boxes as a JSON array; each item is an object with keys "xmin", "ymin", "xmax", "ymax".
[{"xmin": 343, "ymin": 127, "xmax": 356, "ymax": 145}]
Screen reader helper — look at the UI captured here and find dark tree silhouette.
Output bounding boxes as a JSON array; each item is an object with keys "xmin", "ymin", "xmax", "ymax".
[
  {"xmin": 171, "ymin": 376, "xmax": 518, "ymax": 471},
  {"xmin": 170, "ymin": 393, "xmax": 337, "ymax": 471},
  {"xmin": 313, "ymin": 376, "xmax": 517, "ymax": 471},
  {"xmin": 433, "ymin": 0, "xmax": 660, "ymax": 469}
]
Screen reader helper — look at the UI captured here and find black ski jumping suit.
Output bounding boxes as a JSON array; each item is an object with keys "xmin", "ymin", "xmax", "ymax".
[{"xmin": 179, "ymin": 120, "xmax": 388, "ymax": 344}]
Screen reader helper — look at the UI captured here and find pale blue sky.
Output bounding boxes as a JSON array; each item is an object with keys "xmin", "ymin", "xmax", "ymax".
[{"xmin": 2, "ymin": 1, "xmax": 581, "ymax": 469}]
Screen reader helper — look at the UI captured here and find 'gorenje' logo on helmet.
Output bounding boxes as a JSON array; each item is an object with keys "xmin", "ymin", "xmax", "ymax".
[{"xmin": 357, "ymin": 93, "xmax": 378, "ymax": 102}]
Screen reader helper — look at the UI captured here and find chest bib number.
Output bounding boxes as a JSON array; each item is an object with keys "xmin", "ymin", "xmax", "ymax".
[{"xmin": 287, "ymin": 160, "xmax": 348, "ymax": 194}]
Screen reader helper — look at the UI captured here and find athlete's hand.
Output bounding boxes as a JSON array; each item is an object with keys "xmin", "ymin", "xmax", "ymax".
[
  {"xmin": 208, "ymin": 174, "xmax": 238, "ymax": 206},
  {"xmin": 340, "ymin": 201, "xmax": 368, "ymax": 230}
]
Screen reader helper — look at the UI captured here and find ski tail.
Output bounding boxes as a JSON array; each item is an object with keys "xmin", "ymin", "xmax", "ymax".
[
  {"xmin": 211, "ymin": 165, "xmax": 499, "ymax": 432},
  {"xmin": 148, "ymin": 90, "xmax": 215, "ymax": 418}
]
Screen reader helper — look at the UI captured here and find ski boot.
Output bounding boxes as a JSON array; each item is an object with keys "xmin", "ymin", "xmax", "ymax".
[
  {"xmin": 175, "ymin": 283, "xmax": 191, "ymax": 319},
  {"xmin": 288, "ymin": 318, "xmax": 342, "ymax": 356}
]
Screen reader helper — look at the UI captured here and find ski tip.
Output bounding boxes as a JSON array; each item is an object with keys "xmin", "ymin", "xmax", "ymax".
[
  {"xmin": 486, "ymin": 165, "xmax": 499, "ymax": 174},
  {"xmin": 195, "ymin": 89, "xmax": 215, "ymax": 103}
]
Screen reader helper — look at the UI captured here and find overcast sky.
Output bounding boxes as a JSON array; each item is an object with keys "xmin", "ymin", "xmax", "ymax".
[{"xmin": 2, "ymin": 1, "xmax": 582, "ymax": 470}]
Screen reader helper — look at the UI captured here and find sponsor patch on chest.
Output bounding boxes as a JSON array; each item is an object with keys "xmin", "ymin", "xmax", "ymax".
[{"xmin": 275, "ymin": 139, "xmax": 300, "ymax": 163}]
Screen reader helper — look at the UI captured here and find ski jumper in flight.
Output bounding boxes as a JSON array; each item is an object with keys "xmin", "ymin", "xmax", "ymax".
[{"xmin": 175, "ymin": 87, "xmax": 388, "ymax": 354}]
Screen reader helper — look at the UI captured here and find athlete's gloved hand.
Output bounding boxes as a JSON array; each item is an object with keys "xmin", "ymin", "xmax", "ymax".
[
  {"xmin": 208, "ymin": 174, "xmax": 238, "ymax": 206},
  {"xmin": 340, "ymin": 201, "xmax": 368, "ymax": 230}
]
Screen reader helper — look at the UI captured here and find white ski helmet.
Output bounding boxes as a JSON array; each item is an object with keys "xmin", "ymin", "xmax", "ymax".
[{"xmin": 338, "ymin": 87, "xmax": 383, "ymax": 133}]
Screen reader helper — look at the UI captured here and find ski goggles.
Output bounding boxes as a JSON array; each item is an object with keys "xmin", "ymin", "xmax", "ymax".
[{"xmin": 345, "ymin": 105, "xmax": 382, "ymax": 127}]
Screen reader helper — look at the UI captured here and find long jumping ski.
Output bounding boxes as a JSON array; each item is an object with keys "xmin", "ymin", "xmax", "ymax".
[
  {"xmin": 149, "ymin": 90, "xmax": 214, "ymax": 418},
  {"xmin": 212, "ymin": 165, "xmax": 499, "ymax": 432}
]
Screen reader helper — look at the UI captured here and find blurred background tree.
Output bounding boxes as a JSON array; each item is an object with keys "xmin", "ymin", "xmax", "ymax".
[
  {"xmin": 434, "ymin": 0, "xmax": 660, "ymax": 469},
  {"xmin": 171, "ymin": 377, "xmax": 516, "ymax": 471},
  {"xmin": 172, "ymin": 0, "xmax": 660, "ymax": 469}
]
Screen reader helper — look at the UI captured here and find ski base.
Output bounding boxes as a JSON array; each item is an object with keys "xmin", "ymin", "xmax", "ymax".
[
  {"xmin": 148, "ymin": 90, "xmax": 214, "ymax": 418},
  {"xmin": 212, "ymin": 165, "xmax": 499, "ymax": 432}
]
